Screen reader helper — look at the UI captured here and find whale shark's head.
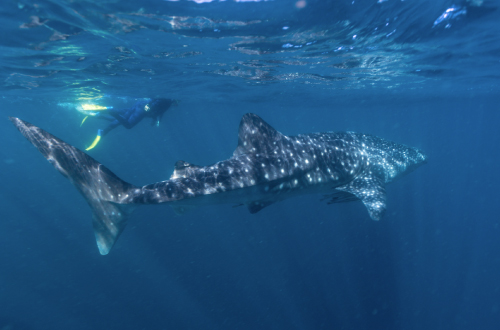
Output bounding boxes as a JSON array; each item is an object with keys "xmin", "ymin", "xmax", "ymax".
[{"xmin": 374, "ymin": 140, "xmax": 427, "ymax": 183}]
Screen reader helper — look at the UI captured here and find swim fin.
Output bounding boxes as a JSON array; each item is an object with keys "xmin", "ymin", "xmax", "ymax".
[
  {"xmin": 80, "ymin": 116, "xmax": 89, "ymax": 127},
  {"xmin": 80, "ymin": 104, "xmax": 113, "ymax": 111},
  {"xmin": 86, "ymin": 134, "xmax": 101, "ymax": 151}
]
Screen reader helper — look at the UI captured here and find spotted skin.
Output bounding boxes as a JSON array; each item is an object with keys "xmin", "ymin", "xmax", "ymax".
[{"xmin": 10, "ymin": 114, "xmax": 426, "ymax": 255}]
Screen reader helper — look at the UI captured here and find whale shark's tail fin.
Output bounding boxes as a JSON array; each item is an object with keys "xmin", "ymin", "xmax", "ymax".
[{"xmin": 9, "ymin": 117, "xmax": 137, "ymax": 255}]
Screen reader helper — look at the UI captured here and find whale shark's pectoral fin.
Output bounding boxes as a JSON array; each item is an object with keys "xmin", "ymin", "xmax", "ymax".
[
  {"xmin": 334, "ymin": 175, "xmax": 387, "ymax": 220},
  {"xmin": 247, "ymin": 200, "xmax": 274, "ymax": 214}
]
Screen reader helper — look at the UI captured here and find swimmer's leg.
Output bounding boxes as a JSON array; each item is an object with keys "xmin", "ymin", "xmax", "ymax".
[{"xmin": 95, "ymin": 113, "xmax": 116, "ymax": 121}]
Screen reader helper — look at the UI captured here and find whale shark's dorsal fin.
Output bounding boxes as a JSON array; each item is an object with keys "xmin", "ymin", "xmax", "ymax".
[
  {"xmin": 233, "ymin": 113, "xmax": 284, "ymax": 157},
  {"xmin": 170, "ymin": 160, "xmax": 201, "ymax": 179}
]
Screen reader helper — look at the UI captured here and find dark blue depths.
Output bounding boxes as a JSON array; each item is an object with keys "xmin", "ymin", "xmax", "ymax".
[
  {"xmin": 1, "ymin": 0, "xmax": 500, "ymax": 329},
  {"xmin": 1, "ymin": 96, "xmax": 499, "ymax": 330}
]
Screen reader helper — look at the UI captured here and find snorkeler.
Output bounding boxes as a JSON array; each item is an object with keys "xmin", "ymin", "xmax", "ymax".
[{"xmin": 82, "ymin": 98, "xmax": 178, "ymax": 150}]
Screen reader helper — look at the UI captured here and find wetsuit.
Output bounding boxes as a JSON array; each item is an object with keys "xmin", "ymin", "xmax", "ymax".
[
  {"xmin": 86, "ymin": 98, "xmax": 176, "ymax": 150},
  {"xmin": 97, "ymin": 99, "xmax": 172, "ymax": 136}
]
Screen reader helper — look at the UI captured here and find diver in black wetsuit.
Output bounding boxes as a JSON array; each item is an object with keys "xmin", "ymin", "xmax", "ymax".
[{"xmin": 85, "ymin": 98, "xmax": 178, "ymax": 150}]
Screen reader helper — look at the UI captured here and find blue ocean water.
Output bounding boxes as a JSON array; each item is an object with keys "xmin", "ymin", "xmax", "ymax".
[{"xmin": 1, "ymin": 0, "xmax": 500, "ymax": 329}]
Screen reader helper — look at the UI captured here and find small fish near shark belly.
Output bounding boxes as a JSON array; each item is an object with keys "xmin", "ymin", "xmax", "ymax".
[{"xmin": 9, "ymin": 113, "xmax": 427, "ymax": 255}]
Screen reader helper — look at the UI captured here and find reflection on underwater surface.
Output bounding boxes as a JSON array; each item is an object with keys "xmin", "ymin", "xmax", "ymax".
[
  {"xmin": 1, "ymin": 0, "xmax": 500, "ymax": 330},
  {"xmin": 1, "ymin": 0, "xmax": 499, "ymax": 100}
]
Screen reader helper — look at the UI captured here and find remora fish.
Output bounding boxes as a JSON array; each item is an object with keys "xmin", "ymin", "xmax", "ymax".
[{"xmin": 10, "ymin": 114, "xmax": 426, "ymax": 255}]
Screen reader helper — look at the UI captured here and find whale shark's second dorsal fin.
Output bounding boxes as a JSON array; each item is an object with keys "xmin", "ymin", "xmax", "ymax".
[
  {"xmin": 170, "ymin": 160, "xmax": 201, "ymax": 179},
  {"xmin": 233, "ymin": 113, "xmax": 284, "ymax": 157}
]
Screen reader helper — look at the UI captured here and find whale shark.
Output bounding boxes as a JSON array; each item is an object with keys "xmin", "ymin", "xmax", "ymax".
[{"xmin": 10, "ymin": 114, "xmax": 426, "ymax": 255}]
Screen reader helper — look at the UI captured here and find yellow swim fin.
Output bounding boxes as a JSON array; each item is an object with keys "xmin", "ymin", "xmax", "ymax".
[
  {"xmin": 86, "ymin": 135, "xmax": 101, "ymax": 151},
  {"xmin": 80, "ymin": 116, "xmax": 89, "ymax": 127},
  {"xmin": 80, "ymin": 104, "xmax": 111, "ymax": 111}
]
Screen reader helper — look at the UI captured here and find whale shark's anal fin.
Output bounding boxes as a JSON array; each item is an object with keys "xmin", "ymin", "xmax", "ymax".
[
  {"xmin": 247, "ymin": 200, "xmax": 274, "ymax": 214},
  {"xmin": 9, "ymin": 117, "xmax": 137, "ymax": 255},
  {"xmin": 334, "ymin": 175, "xmax": 387, "ymax": 220}
]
